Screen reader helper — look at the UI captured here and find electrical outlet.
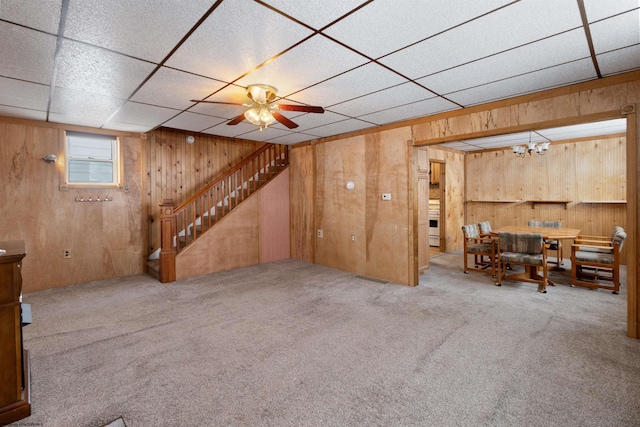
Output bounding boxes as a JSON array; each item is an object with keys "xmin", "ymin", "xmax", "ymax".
[
  {"xmin": 317, "ymin": 229, "xmax": 323, "ymax": 238},
  {"xmin": 63, "ymin": 250, "xmax": 71, "ymax": 259},
  {"xmin": 351, "ymin": 235, "xmax": 355, "ymax": 242},
  {"xmin": 381, "ymin": 193, "xmax": 392, "ymax": 201}
]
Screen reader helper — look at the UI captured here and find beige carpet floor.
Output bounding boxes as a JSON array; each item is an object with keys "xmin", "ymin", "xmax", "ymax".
[{"xmin": 18, "ymin": 254, "xmax": 640, "ymax": 426}]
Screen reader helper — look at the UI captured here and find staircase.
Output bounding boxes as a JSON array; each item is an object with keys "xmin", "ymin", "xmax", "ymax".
[{"xmin": 147, "ymin": 143, "xmax": 289, "ymax": 282}]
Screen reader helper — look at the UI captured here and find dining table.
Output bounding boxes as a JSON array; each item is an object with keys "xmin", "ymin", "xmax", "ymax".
[
  {"xmin": 492, "ymin": 225, "xmax": 581, "ymax": 241},
  {"xmin": 492, "ymin": 225, "xmax": 581, "ymax": 286}
]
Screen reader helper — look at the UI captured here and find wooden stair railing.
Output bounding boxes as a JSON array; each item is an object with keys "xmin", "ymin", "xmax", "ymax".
[{"xmin": 158, "ymin": 143, "xmax": 289, "ymax": 283}]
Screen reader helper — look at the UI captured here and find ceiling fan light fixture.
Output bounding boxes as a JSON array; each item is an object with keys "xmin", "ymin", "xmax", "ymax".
[
  {"xmin": 260, "ymin": 108, "xmax": 276, "ymax": 125},
  {"xmin": 244, "ymin": 107, "xmax": 261, "ymax": 125},
  {"xmin": 244, "ymin": 106, "xmax": 276, "ymax": 130},
  {"xmin": 247, "ymin": 84, "xmax": 277, "ymax": 104},
  {"xmin": 191, "ymin": 83, "xmax": 323, "ymax": 130}
]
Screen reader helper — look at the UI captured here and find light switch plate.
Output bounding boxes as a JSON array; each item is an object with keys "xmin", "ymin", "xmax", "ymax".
[{"xmin": 382, "ymin": 193, "xmax": 392, "ymax": 201}]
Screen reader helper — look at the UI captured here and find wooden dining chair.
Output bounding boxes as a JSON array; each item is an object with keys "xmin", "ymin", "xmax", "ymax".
[
  {"xmin": 495, "ymin": 232, "xmax": 549, "ymax": 293},
  {"xmin": 462, "ymin": 224, "xmax": 498, "ymax": 277},
  {"xmin": 478, "ymin": 221, "xmax": 493, "ymax": 236},
  {"xmin": 570, "ymin": 226, "xmax": 627, "ymax": 294},
  {"xmin": 528, "ymin": 220, "xmax": 563, "ymax": 268},
  {"xmin": 477, "ymin": 221, "xmax": 494, "ymax": 265}
]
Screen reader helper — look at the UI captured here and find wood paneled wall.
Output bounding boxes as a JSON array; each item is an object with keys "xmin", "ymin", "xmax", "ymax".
[
  {"xmin": 146, "ymin": 128, "xmax": 263, "ymax": 253},
  {"xmin": 0, "ymin": 117, "xmax": 146, "ymax": 292},
  {"xmin": 412, "ymin": 73, "xmax": 639, "ymax": 144},
  {"xmin": 289, "ymin": 145, "xmax": 315, "ymax": 263},
  {"xmin": 292, "ymin": 127, "xmax": 414, "ymax": 285},
  {"xmin": 315, "ymin": 136, "xmax": 367, "ymax": 275},
  {"xmin": 465, "ymin": 136, "xmax": 627, "ymax": 263}
]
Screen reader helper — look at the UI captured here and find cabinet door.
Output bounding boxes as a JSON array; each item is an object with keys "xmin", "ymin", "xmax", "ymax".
[
  {"xmin": 430, "ymin": 163, "xmax": 440, "ymax": 185},
  {"xmin": 0, "ymin": 262, "xmax": 21, "ymax": 407}
]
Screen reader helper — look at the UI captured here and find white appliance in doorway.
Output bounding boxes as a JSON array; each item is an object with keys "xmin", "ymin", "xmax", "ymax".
[{"xmin": 428, "ymin": 200, "xmax": 440, "ymax": 247}]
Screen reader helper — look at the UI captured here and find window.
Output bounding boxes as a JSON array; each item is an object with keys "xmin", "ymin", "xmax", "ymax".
[{"xmin": 65, "ymin": 131, "xmax": 120, "ymax": 188}]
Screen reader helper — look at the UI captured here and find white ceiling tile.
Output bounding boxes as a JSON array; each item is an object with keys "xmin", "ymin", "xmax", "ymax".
[
  {"xmin": 132, "ymin": 67, "xmax": 227, "ymax": 110},
  {"xmin": 286, "ymin": 62, "xmax": 407, "ymax": 108},
  {"xmin": 49, "ymin": 86, "xmax": 124, "ymax": 127},
  {"xmin": 304, "ymin": 118, "xmax": 376, "ymax": 137},
  {"xmin": 0, "ymin": 78, "xmax": 50, "ymax": 111},
  {"xmin": 56, "ymin": 40, "xmax": 156, "ymax": 99},
  {"xmin": 537, "ymin": 119, "xmax": 627, "ymax": 141},
  {"xmin": 64, "ymin": 0, "xmax": 216, "ymax": 62},
  {"xmin": 446, "ymin": 59, "xmax": 597, "ymax": 106},
  {"xmin": 583, "ymin": 0, "xmax": 639, "ymax": 22},
  {"xmin": 598, "ymin": 45, "xmax": 640, "ymax": 76},
  {"xmin": 234, "ymin": 126, "xmax": 293, "ymax": 142},
  {"xmin": 236, "ymin": 34, "xmax": 369, "ymax": 96},
  {"xmin": 47, "ymin": 112, "xmax": 103, "ymax": 128},
  {"xmin": 260, "ymin": 0, "xmax": 367, "ymax": 29},
  {"xmin": 443, "ymin": 119, "xmax": 626, "ymax": 152},
  {"xmin": 106, "ymin": 102, "xmax": 179, "ymax": 128},
  {"xmin": 0, "ymin": 22, "xmax": 57, "ymax": 84},
  {"xmin": 590, "ymin": 11, "xmax": 640, "ymax": 54},
  {"xmin": 0, "ymin": 0, "xmax": 62, "ymax": 33},
  {"xmin": 437, "ymin": 142, "xmax": 476, "ymax": 151},
  {"xmin": 165, "ymin": 0, "xmax": 313, "ymax": 82},
  {"xmin": 0, "ymin": 1, "xmax": 637, "ymax": 139},
  {"xmin": 202, "ymin": 121, "xmax": 259, "ymax": 138},
  {"xmin": 324, "ymin": 0, "xmax": 513, "ymax": 59},
  {"xmin": 417, "ymin": 29, "xmax": 590, "ymax": 95},
  {"xmin": 268, "ymin": 111, "xmax": 348, "ymax": 133},
  {"xmin": 358, "ymin": 97, "xmax": 459, "ymax": 125},
  {"xmin": 461, "ymin": 132, "xmax": 537, "ymax": 148},
  {"xmin": 188, "ymin": 84, "xmax": 252, "ymax": 118},
  {"xmin": 380, "ymin": 0, "xmax": 584, "ymax": 79},
  {"xmin": 0, "ymin": 105, "xmax": 47, "ymax": 121},
  {"xmin": 189, "ymin": 104, "xmax": 246, "ymax": 121},
  {"xmin": 162, "ymin": 112, "xmax": 227, "ymax": 133},
  {"xmin": 266, "ymin": 132, "xmax": 321, "ymax": 145},
  {"xmin": 328, "ymin": 82, "xmax": 436, "ymax": 117},
  {"xmin": 101, "ymin": 122, "xmax": 153, "ymax": 133}
]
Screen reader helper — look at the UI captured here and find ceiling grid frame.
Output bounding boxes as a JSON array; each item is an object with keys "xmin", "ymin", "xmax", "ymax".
[{"xmin": 0, "ymin": 0, "xmax": 637, "ymax": 145}]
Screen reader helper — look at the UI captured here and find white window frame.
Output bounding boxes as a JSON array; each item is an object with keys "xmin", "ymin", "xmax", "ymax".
[{"xmin": 64, "ymin": 131, "xmax": 122, "ymax": 189}]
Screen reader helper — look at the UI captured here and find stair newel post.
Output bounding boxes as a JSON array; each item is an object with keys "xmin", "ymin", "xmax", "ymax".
[{"xmin": 159, "ymin": 198, "xmax": 177, "ymax": 283}]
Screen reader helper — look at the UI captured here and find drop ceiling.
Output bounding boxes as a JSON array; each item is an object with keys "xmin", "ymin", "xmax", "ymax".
[
  {"xmin": 440, "ymin": 118, "xmax": 628, "ymax": 151},
  {"xmin": 0, "ymin": 0, "xmax": 638, "ymax": 145}
]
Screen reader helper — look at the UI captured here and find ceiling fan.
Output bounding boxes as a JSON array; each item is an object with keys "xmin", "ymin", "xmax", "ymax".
[{"xmin": 190, "ymin": 84, "xmax": 324, "ymax": 130}]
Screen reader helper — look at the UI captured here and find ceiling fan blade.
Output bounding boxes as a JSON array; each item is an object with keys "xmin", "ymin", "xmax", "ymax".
[
  {"xmin": 272, "ymin": 112, "xmax": 299, "ymax": 129},
  {"xmin": 190, "ymin": 100, "xmax": 244, "ymax": 106},
  {"xmin": 275, "ymin": 104, "xmax": 324, "ymax": 114},
  {"xmin": 227, "ymin": 113, "xmax": 246, "ymax": 126}
]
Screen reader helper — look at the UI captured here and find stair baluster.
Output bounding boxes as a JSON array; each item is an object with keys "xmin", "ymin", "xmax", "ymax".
[{"xmin": 156, "ymin": 144, "xmax": 289, "ymax": 282}]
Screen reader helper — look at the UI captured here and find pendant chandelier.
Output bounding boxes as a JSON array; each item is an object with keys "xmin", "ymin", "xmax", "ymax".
[{"xmin": 512, "ymin": 132, "xmax": 550, "ymax": 157}]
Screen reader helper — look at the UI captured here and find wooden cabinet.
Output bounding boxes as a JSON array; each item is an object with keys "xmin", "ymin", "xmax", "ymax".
[
  {"xmin": 430, "ymin": 162, "xmax": 440, "ymax": 185},
  {"xmin": 0, "ymin": 240, "xmax": 31, "ymax": 425}
]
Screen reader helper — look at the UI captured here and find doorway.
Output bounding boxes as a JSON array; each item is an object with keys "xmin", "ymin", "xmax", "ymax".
[
  {"xmin": 416, "ymin": 151, "xmax": 445, "ymax": 275},
  {"xmin": 429, "ymin": 161, "xmax": 444, "ymax": 256},
  {"xmin": 411, "ymin": 112, "xmax": 638, "ymax": 338}
]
